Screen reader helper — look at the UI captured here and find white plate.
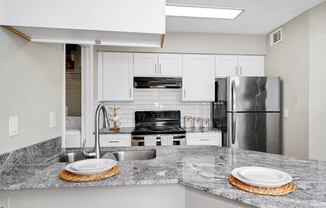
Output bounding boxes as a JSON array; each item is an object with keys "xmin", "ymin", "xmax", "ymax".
[
  {"xmin": 70, "ymin": 159, "xmax": 116, "ymax": 171},
  {"xmin": 238, "ymin": 166, "xmax": 286, "ymax": 183},
  {"xmin": 231, "ymin": 166, "xmax": 292, "ymax": 188},
  {"xmin": 65, "ymin": 159, "xmax": 117, "ymax": 175}
]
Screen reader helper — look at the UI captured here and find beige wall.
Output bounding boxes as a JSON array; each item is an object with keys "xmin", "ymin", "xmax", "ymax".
[
  {"xmin": 265, "ymin": 13, "xmax": 310, "ymax": 159},
  {"xmin": 95, "ymin": 32, "xmax": 266, "ymax": 55},
  {"xmin": 0, "ymin": 28, "xmax": 64, "ymax": 154},
  {"xmin": 308, "ymin": 2, "xmax": 326, "ymax": 161},
  {"xmin": 66, "ymin": 74, "xmax": 81, "ymax": 116},
  {"xmin": 265, "ymin": 1, "xmax": 326, "ymax": 161}
]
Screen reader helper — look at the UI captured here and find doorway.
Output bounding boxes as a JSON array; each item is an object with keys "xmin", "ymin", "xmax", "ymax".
[
  {"xmin": 64, "ymin": 44, "xmax": 93, "ymax": 148},
  {"xmin": 65, "ymin": 44, "xmax": 82, "ymax": 147}
]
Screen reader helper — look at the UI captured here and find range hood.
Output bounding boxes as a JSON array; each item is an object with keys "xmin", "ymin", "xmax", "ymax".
[
  {"xmin": 0, "ymin": 0, "xmax": 165, "ymax": 47},
  {"xmin": 134, "ymin": 77, "xmax": 182, "ymax": 89}
]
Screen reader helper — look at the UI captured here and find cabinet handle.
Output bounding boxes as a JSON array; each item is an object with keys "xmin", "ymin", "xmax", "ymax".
[
  {"xmin": 108, "ymin": 140, "xmax": 120, "ymax": 143},
  {"xmin": 129, "ymin": 88, "xmax": 132, "ymax": 98},
  {"xmin": 154, "ymin": 64, "xmax": 157, "ymax": 74},
  {"xmin": 239, "ymin": 67, "xmax": 242, "ymax": 76},
  {"xmin": 159, "ymin": 64, "xmax": 162, "ymax": 74},
  {"xmin": 184, "ymin": 89, "xmax": 186, "ymax": 98},
  {"xmin": 199, "ymin": 139, "xmax": 210, "ymax": 141}
]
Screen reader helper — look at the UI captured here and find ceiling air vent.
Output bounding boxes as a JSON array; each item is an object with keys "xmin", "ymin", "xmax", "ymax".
[{"xmin": 270, "ymin": 28, "xmax": 283, "ymax": 46}]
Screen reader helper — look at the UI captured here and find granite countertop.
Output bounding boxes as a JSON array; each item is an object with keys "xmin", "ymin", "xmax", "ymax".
[
  {"xmin": 98, "ymin": 127, "xmax": 134, "ymax": 134},
  {"xmin": 183, "ymin": 127, "xmax": 221, "ymax": 133},
  {"xmin": 1, "ymin": 146, "xmax": 326, "ymax": 208}
]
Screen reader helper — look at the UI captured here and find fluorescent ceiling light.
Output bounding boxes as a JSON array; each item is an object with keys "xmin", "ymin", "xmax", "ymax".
[{"xmin": 165, "ymin": 5, "xmax": 243, "ymax": 20}]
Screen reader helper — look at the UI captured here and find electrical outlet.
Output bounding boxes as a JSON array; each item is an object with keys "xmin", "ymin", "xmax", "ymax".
[
  {"xmin": 0, "ymin": 198, "xmax": 9, "ymax": 208},
  {"xmin": 50, "ymin": 112, "xmax": 56, "ymax": 128},
  {"xmin": 8, "ymin": 116, "xmax": 18, "ymax": 137}
]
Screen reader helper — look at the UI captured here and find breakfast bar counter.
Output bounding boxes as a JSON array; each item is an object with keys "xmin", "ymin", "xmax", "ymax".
[{"xmin": 0, "ymin": 140, "xmax": 326, "ymax": 208}]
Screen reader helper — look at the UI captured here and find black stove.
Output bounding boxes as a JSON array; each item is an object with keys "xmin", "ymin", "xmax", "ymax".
[
  {"xmin": 131, "ymin": 111, "xmax": 186, "ymax": 146},
  {"xmin": 132, "ymin": 111, "xmax": 185, "ymax": 135}
]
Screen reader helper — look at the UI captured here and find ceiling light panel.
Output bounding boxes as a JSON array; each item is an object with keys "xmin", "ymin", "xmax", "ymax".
[{"xmin": 165, "ymin": 5, "xmax": 243, "ymax": 20}]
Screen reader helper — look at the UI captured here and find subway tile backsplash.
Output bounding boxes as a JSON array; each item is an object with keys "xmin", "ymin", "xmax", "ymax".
[{"xmin": 96, "ymin": 89, "xmax": 211, "ymax": 127}]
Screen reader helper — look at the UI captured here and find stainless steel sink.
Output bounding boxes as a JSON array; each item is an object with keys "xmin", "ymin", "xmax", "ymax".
[
  {"xmin": 112, "ymin": 149, "xmax": 156, "ymax": 161},
  {"xmin": 58, "ymin": 152, "xmax": 88, "ymax": 163}
]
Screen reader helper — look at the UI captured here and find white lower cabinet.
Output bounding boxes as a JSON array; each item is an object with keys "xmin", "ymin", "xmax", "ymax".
[
  {"xmin": 100, "ymin": 134, "xmax": 132, "ymax": 147},
  {"xmin": 186, "ymin": 132, "xmax": 222, "ymax": 146}
]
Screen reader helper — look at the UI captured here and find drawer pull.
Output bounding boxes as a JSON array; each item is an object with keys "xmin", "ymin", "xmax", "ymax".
[
  {"xmin": 199, "ymin": 139, "xmax": 210, "ymax": 141},
  {"xmin": 108, "ymin": 140, "xmax": 120, "ymax": 143}
]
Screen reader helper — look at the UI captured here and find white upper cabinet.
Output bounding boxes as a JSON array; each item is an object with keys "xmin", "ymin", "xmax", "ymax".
[
  {"xmin": 134, "ymin": 53, "xmax": 182, "ymax": 77},
  {"xmin": 216, "ymin": 55, "xmax": 239, "ymax": 77},
  {"xmin": 238, "ymin": 56, "xmax": 264, "ymax": 76},
  {"xmin": 0, "ymin": 0, "xmax": 165, "ymax": 47},
  {"xmin": 158, "ymin": 54, "xmax": 182, "ymax": 77},
  {"xmin": 134, "ymin": 53, "xmax": 158, "ymax": 77},
  {"xmin": 182, "ymin": 55, "xmax": 215, "ymax": 102},
  {"xmin": 98, "ymin": 52, "xmax": 134, "ymax": 101},
  {"xmin": 215, "ymin": 55, "xmax": 264, "ymax": 77}
]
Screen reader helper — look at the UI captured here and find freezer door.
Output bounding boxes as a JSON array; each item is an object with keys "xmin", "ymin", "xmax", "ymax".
[
  {"xmin": 227, "ymin": 112, "xmax": 281, "ymax": 154},
  {"xmin": 227, "ymin": 76, "xmax": 280, "ymax": 112}
]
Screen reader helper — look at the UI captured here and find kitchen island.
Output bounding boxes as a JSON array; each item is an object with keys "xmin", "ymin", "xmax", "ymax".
[{"xmin": 0, "ymin": 140, "xmax": 326, "ymax": 208}]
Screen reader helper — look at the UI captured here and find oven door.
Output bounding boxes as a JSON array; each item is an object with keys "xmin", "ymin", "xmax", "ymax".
[{"xmin": 132, "ymin": 134, "xmax": 186, "ymax": 146}]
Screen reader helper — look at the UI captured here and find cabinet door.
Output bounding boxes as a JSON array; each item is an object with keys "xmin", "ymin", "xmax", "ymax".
[
  {"xmin": 158, "ymin": 54, "xmax": 182, "ymax": 77},
  {"xmin": 215, "ymin": 55, "xmax": 238, "ymax": 77},
  {"xmin": 98, "ymin": 52, "xmax": 134, "ymax": 101},
  {"xmin": 238, "ymin": 56, "xmax": 264, "ymax": 76},
  {"xmin": 134, "ymin": 53, "xmax": 158, "ymax": 77},
  {"xmin": 182, "ymin": 55, "xmax": 215, "ymax": 101}
]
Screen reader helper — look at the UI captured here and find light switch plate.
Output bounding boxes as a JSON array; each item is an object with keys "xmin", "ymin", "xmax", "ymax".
[
  {"xmin": 8, "ymin": 116, "xmax": 18, "ymax": 137},
  {"xmin": 0, "ymin": 198, "xmax": 10, "ymax": 208},
  {"xmin": 283, "ymin": 109, "xmax": 289, "ymax": 118},
  {"xmin": 50, "ymin": 112, "xmax": 56, "ymax": 128}
]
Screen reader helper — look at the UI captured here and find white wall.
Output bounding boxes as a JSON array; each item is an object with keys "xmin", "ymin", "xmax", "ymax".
[
  {"xmin": 0, "ymin": 28, "xmax": 64, "ymax": 154},
  {"xmin": 308, "ymin": 1, "xmax": 326, "ymax": 161},
  {"xmin": 265, "ymin": 13, "xmax": 310, "ymax": 159}
]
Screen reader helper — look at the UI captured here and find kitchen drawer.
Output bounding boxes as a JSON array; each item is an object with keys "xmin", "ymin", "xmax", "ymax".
[
  {"xmin": 100, "ymin": 134, "xmax": 131, "ymax": 147},
  {"xmin": 186, "ymin": 132, "xmax": 221, "ymax": 146}
]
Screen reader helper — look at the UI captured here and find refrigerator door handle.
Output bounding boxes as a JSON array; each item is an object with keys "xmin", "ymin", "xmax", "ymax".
[
  {"xmin": 231, "ymin": 81, "xmax": 236, "ymax": 112},
  {"xmin": 232, "ymin": 114, "xmax": 236, "ymax": 144}
]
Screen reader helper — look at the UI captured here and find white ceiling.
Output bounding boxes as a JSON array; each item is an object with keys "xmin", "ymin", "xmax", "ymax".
[{"xmin": 166, "ymin": 0, "xmax": 325, "ymax": 34}]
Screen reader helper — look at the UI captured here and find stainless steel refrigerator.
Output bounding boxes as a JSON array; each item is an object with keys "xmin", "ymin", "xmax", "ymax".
[{"xmin": 212, "ymin": 76, "xmax": 281, "ymax": 154}]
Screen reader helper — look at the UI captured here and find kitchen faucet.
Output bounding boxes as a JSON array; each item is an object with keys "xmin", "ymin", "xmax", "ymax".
[{"xmin": 82, "ymin": 104, "xmax": 110, "ymax": 159}]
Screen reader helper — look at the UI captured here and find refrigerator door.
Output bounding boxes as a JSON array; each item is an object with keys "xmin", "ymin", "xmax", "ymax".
[
  {"xmin": 227, "ymin": 76, "xmax": 280, "ymax": 112},
  {"xmin": 227, "ymin": 112, "xmax": 281, "ymax": 154}
]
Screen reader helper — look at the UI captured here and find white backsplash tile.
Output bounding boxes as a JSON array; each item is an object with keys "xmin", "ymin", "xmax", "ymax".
[{"xmin": 95, "ymin": 89, "xmax": 211, "ymax": 128}]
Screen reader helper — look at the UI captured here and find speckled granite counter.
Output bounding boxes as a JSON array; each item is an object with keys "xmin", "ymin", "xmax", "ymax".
[
  {"xmin": 1, "ymin": 144, "xmax": 326, "ymax": 208},
  {"xmin": 98, "ymin": 127, "xmax": 134, "ymax": 134},
  {"xmin": 184, "ymin": 127, "xmax": 221, "ymax": 133}
]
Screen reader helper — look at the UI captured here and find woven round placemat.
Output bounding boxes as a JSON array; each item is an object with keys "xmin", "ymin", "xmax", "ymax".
[
  {"xmin": 59, "ymin": 165, "xmax": 120, "ymax": 182},
  {"xmin": 228, "ymin": 175, "xmax": 296, "ymax": 196}
]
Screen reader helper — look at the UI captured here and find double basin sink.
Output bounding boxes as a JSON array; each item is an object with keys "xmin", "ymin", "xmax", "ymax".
[{"xmin": 58, "ymin": 149, "xmax": 156, "ymax": 163}]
